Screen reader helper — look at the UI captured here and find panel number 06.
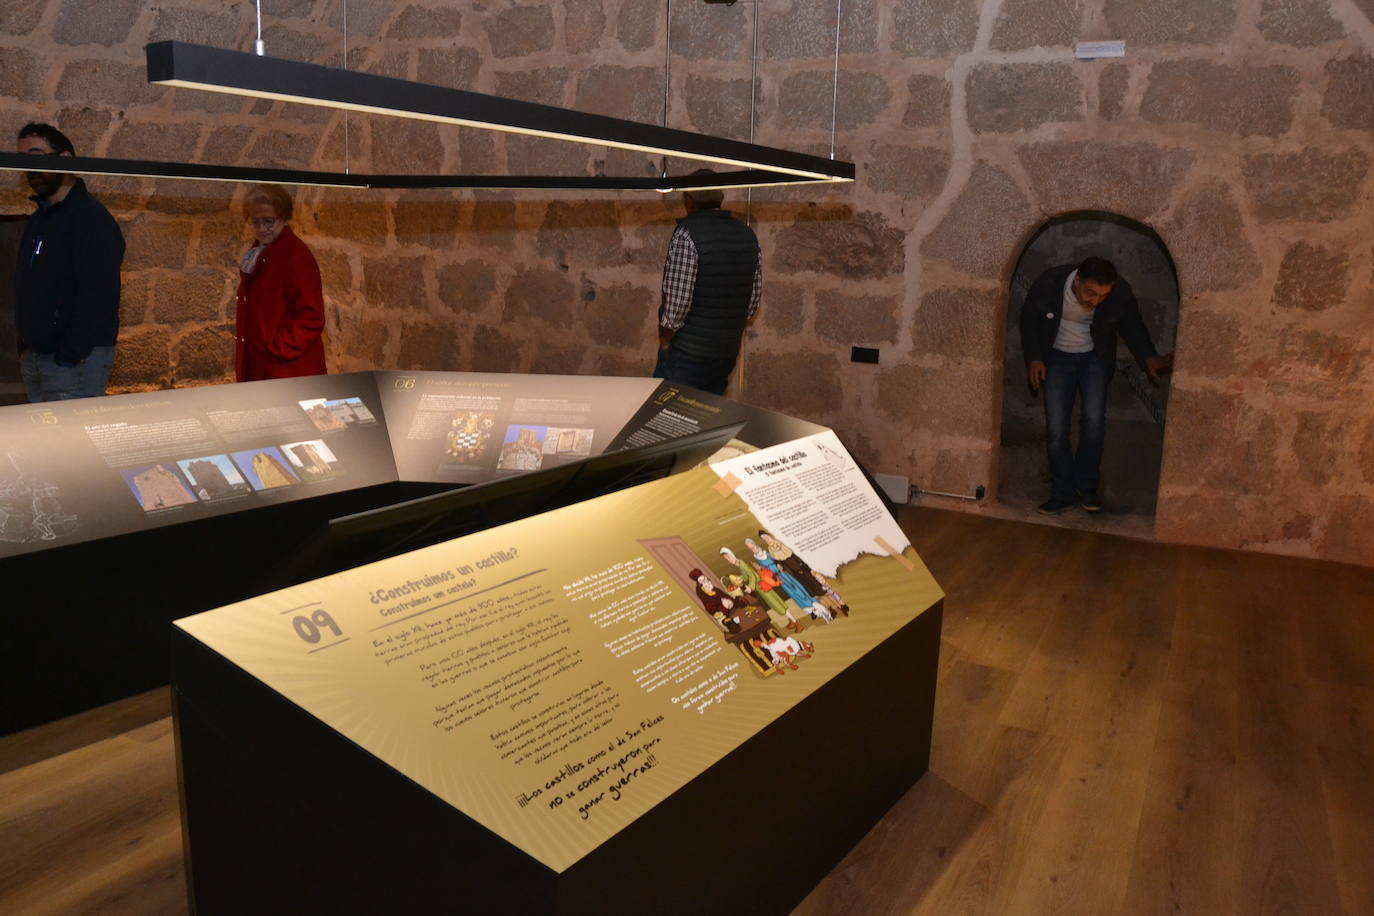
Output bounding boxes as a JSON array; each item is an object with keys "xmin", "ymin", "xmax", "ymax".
[{"xmin": 292, "ymin": 609, "xmax": 343, "ymax": 644}]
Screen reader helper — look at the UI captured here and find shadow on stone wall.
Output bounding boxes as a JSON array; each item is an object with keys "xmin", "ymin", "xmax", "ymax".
[{"xmin": 999, "ymin": 211, "xmax": 1178, "ymax": 522}]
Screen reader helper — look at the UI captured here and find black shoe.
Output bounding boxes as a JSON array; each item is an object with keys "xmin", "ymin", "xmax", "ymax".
[
  {"xmin": 1078, "ymin": 489, "xmax": 1102, "ymax": 513},
  {"xmin": 1038, "ymin": 498, "xmax": 1075, "ymax": 515}
]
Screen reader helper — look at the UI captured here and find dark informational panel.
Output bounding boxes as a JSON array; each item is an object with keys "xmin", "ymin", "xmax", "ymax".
[
  {"xmin": 375, "ymin": 371, "xmax": 661, "ymax": 485},
  {"xmin": 605, "ymin": 381, "xmax": 827, "ymax": 453},
  {"xmin": 0, "ymin": 372, "xmax": 826, "ymax": 564},
  {"xmin": 0, "ymin": 372, "xmax": 396, "ymax": 560}
]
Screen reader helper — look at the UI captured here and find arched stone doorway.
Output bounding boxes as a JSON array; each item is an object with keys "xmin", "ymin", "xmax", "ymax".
[{"xmin": 998, "ymin": 211, "xmax": 1178, "ymax": 525}]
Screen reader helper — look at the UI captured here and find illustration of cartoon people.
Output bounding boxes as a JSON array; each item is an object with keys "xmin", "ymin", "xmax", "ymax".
[
  {"xmin": 688, "ymin": 564, "xmax": 784, "ymax": 675},
  {"xmin": 810, "ymin": 569, "xmax": 850, "ymax": 618},
  {"xmin": 691, "ymin": 568, "xmax": 741, "ymax": 633},
  {"xmin": 722, "ymin": 574, "xmax": 765, "ymax": 610},
  {"xmin": 720, "ymin": 546, "xmax": 802, "ymax": 633},
  {"xmin": 745, "ymin": 537, "xmax": 832, "ymax": 624},
  {"xmin": 759, "ymin": 531, "xmax": 827, "ymax": 604}
]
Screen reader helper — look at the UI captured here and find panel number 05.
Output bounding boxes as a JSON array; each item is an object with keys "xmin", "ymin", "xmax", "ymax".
[{"xmin": 292, "ymin": 609, "xmax": 343, "ymax": 644}]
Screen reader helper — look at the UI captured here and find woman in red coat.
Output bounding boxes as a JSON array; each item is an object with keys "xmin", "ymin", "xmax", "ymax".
[{"xmin": 235, "ymin": 185, "xmax": 327, "ymax": 381}]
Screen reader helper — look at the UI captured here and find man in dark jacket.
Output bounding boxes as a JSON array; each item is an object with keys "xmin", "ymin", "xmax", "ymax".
[
  {"xmin": 14, "ymin": 122, "xmax": 125, "ymax": 401},
  {"xmin": 653, "ymin": 172, "xmax": 761, "ymax": 395},
  {"xmin": 1019, "ymin": 256, "xmax": 1172, "ymax": 515}
]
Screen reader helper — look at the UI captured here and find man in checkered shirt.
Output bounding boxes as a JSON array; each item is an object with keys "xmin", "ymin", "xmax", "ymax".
[{"xmin": 653, "ymin": 172, "xmax": 762, "ymax": 395}]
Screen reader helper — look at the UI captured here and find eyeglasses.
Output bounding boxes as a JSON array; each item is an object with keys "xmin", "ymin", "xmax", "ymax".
[{"xmin": 249, "ymin": 217, "xmax": 281, "ymax": 228}]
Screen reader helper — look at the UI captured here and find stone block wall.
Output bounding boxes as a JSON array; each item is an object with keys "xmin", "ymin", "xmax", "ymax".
[{"xmin": 1, "ymin": 0, "xmax": 1372, "ymax": 568}]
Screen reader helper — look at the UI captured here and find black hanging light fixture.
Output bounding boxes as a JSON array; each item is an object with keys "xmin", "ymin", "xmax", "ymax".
[
  {"xmin": 145, "ymin": 41, "xmax": 852, "ymax": 189},
  {"xmin": 0, "ymin": 2, "xmax": 856, "ymax": 193}
]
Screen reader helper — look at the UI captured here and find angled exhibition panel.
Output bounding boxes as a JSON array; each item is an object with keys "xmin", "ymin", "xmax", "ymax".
[{"xmin": 172, "ymin": 427, "xmax": 943, "ymax": 915}]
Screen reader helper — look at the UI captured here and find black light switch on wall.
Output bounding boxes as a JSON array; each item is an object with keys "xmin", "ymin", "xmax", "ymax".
[{"xmin": 851, "ymin": 346, "xmax": 880, "ymax": 364}]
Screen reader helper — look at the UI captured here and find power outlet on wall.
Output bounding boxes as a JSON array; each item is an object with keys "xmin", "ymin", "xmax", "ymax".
[{"xmin": 872, "ymin": 473, "xmax": 911, "ymax": 506}]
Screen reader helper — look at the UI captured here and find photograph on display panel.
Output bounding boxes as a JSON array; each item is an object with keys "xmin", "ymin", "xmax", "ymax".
[
  {"xmin": 230, "ymin": 446, "xmax": 301, "ymax": 491},
  {"xmin": 280, "ymin": 439, "xmax": 340, "ymax": 482},
  {"xmin": 177, "ymin": 454, "xmax": 252, "ymax": 501},
  {"xmin": 121, "ymin": 463, "xmax": 198, "ymax": 511},
  {"xmin": 497, "ymin": 425, "xmax": 547, "ymax": 471},
  {"xmin": 329, "ymin": 397, "xmax": 376, "ymax": 424},
  {"xmin": 298, "ymin": 398, "xmax": 347, "ymax": 432}
]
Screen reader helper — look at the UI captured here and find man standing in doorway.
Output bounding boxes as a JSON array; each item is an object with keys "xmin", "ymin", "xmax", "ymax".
[
  {"xmin": 1020, "ymin": 256, "xmax": 1172, "ymax": 515},
  {"xmin": 653, "ymin": 171, "xmax": 762, "ymax": 396},
  {"xmin": 14, "ymin": 122, "xmax": 125, "ymax": 401}
]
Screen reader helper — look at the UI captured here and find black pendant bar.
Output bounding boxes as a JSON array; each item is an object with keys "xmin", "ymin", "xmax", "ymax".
[{"xmin": 145, "ymin": 40, "xmax": 855, "ymax": 184}]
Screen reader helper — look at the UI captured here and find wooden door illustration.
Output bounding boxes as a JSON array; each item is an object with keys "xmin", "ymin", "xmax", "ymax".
[{"xmin": 638, "ymin": 535, "xmax": 721, "ymax": 596}]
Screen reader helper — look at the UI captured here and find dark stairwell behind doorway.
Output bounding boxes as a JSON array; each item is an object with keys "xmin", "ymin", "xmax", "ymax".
[{"xmin": 998, "ymin": 212, "xmax": 1178, "ymax": 533}]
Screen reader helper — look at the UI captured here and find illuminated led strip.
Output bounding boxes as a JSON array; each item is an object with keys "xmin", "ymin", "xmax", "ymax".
[{"xmin": 145, "ymin": 40, "xmax": 855, "ymax": 186}]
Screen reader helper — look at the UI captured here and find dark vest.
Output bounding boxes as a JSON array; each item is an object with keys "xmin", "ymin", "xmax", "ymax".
[{"xmin": 670, "ymin": 208, "xmax": 760, "ymax": 359}]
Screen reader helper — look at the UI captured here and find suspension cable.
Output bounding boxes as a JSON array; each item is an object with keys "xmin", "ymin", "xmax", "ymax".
[{"xmin": 830, "ymin": 0, "xmax": 842, "ymax": 160}]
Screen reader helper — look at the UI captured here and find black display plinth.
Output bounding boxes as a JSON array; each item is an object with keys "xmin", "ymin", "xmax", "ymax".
[
  {"xmin": 173, "ymin": 601, "xmax": 942, "ymax": 915},
  {"xmin": 4, "ymin": 479, "xmax": 446, "ymax": 734}
]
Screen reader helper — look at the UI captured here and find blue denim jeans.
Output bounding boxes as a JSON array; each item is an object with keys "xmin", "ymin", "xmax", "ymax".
[
  {"xmin": 1043, "ymin": 348, "xmax": 1112, "ymax": 502},
  {"xmin": 20, "ymin": 346, "xmax": 116, "ymax": 402},
  {"xmin": 652, "ymin": 346, "xmax": 737, "ymax": 396}
]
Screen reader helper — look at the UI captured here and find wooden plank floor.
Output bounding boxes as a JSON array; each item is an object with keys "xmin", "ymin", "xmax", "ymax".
[{"xmin": 2, "ymin": 507, "xmax": 1372, "ymax": 915}]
